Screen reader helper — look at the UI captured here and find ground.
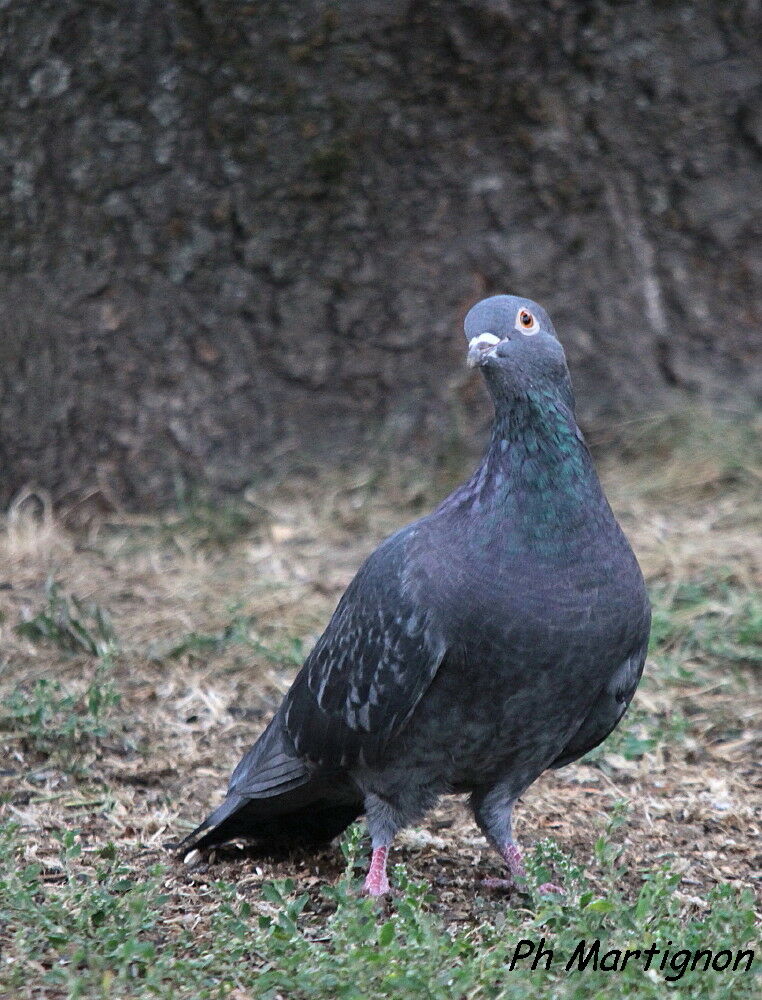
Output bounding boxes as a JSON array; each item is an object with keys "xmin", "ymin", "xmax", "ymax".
[{"xmin": 0, "ymin": 415, "xmax": 759, "ymax": 998}]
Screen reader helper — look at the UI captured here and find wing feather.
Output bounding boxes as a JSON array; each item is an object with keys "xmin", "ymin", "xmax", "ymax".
[{"xmin": 282, "ymin": 527, "xmax": 447, "ymax": 767}]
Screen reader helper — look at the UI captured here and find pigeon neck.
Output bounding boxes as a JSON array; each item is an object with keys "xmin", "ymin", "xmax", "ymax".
[
  {"xmin": 492, "ymin": 389, "xmax": 584, "ymax": 459},
  {"xmin": 480, "ymin": 389, "xmax": 610, "ymax": 538}
]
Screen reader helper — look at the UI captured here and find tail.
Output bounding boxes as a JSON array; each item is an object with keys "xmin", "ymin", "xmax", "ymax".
[{"xmin": 177, "ymin": 714, "xmax": 363, "ymax": 855}]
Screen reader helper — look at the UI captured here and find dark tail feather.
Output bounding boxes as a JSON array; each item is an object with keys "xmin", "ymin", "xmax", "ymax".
[
  {"xmin": 176, "ymin": 792, "xmax": 248, "ymax": 853},
  {"xmin": 178, "ymin": 791, "xmax": 363, "ymax": 854},
  {"xmin": 177, "ymin": 715, "xmax": 363, "ymax": 855}
]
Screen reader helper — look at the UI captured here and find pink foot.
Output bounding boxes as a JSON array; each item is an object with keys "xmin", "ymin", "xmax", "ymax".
[
  {"xmin": 482, "ymin": 844, "xmax": 564, "ymax": 894},
  {"xmin": 499, "ymin": 842, "xmax": 526, "ymax": 881},
  {"xmin": 481, "ymin": 843, "xmax": 526, "ymax": 891},
  {"xmin": 363, "ymin": 846, "xmax": 391, "ymax": 896}
]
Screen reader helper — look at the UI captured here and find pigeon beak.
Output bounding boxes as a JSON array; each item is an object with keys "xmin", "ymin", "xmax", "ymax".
[{"xmin": 467, "ymin": 332, "xmax": 501, "ymax": 368}]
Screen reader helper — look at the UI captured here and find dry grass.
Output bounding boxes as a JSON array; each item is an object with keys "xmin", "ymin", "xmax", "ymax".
[{"xmin": 0, "ymin": 430, "xmax": 760, "ymax": 961}]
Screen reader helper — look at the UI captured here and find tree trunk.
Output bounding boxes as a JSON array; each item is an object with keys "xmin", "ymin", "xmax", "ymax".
[{"xmin": 1, "ymin": 0, "xmax": 759, "ymax": 506}]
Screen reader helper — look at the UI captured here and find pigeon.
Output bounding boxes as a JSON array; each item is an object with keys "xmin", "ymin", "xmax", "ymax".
[{"xmin": 178, "ymin": 294, "xmax": 651, "ymax": 896}]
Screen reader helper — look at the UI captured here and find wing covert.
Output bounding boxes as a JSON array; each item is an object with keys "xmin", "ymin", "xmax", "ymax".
[{"xmin": 282, "ymin": 529, "xmax": 448, "ymax": 768}]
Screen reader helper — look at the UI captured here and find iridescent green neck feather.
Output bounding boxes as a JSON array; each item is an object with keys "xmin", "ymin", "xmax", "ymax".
[{"xmin": 471, "ymin": 390, "xmax": 611, "ymax": 553}]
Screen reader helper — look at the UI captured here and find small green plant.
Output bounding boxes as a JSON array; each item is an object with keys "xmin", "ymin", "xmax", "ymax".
[
  {"xmin": 148, "ymin": 615, "xmax": 305, "ymax": 669},
  {"xmin": 338, "ymin": 819, "xmax": 367, "ymax": 877},
  {"xmin": 0, "ymin": 824, "xmax": 169, "ymax": 996},
  {"xmin": 1, "ymin": 662, "xmax": 120, "ymax": 763},
  {"xmin": 524, "ymin": 837, "xmax": 585, "ymax": 895},
  {"xmin": 584, "ymin": 703, "xmax": 689, "ymax": 764},
  {"xmin": 4, "ymin": 581, "xmax": 122, "ymax": 765},
  {"xmin": 155, "ymin": 614, "xmax": 256, "ymax": 661},
  {"xmin": 0, "ymin": 822, "xmax": 756, "ymax": 999},
  {"xmin": 252, "ymin": 634, "xmax": 305, "ymax": 668},
  {"xmin": 14, "ymin": 578, "xmax": 118, "ymax": 658}
]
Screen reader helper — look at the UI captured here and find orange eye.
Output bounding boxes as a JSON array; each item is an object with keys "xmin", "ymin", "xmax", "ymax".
[{"xmin": 515, "ymin": 308, "xmax": 539, "ymax": 334}]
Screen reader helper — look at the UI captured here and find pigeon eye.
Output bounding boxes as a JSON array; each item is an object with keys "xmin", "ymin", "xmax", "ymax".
[{"xmin": 516, "ymin": 309, "xmax": 538, "ymax": 334}]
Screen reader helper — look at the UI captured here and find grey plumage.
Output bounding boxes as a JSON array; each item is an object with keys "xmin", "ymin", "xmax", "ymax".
[{"xmin": 178, "ymin": 294, "xmax": 650, "ymax": 893}]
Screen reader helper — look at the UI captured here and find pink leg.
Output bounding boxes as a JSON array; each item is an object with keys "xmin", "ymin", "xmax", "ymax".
[
  {"xmin": 500, "ymin": 843, "xmax": 526, "ymax": 879},
  {"xmin": 363, "ymin": 845, "xmax": 391, "ymax": 896}
]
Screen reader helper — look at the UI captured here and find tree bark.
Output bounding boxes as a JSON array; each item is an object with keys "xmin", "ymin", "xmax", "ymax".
[{"xmin": 1, "ymin": 0, "xmax": 759, "ymax": 506}]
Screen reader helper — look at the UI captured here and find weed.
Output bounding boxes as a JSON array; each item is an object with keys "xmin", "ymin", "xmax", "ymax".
[
  {"xmin": 0, "ymin": 823, "xmax": 169, "ymax": 996},
  {"xmin": 14, "ymin": 578, "xmax": 118, "ymax": 658},
  {"xmin": 0, "ymin": 821, "xmax": 755, "ymax": 999},
  {"xmin": 3, "ymin": 582, "xmax": 121, "ymax": 765},
  {"xmin": 152, "ymin": 615, "xmax": 256, "ymax": 661},
  {"xmin": 584, "ymin": 703, "xmax": 690, "ymax": 764},
  {"xmin": 0, "ymin": 662, "xmax": 121, "ymax": 765},
  {"xmin": 148, "ymin": 616, "xmax": 305, "ymax": 669},
  {"xmin": 252, "ymin": 634, "xmax": 305, "ymax": 668}
]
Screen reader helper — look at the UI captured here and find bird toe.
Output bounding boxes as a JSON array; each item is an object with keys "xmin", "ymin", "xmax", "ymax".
[
  {"xmin": 536, "ymin": 882, "xmax": 564, "ymax": 895},
  {"xmin": 480, "ymin": 876, "xmax": 518, "ymax": 892},
  {"xmin": 362, "ymin": 874, "xmax": 392, "ymax": 897}
]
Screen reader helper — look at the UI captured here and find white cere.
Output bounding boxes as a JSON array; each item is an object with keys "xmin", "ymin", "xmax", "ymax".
[{"xmin": 469, "ymin": 332, "xmax": 500, "ymax": 350}]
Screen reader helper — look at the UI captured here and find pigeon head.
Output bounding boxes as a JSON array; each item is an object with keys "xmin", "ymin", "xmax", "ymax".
[{"xmin": 465, "ymin": 295, "xmax": 573, "ymax": 408}]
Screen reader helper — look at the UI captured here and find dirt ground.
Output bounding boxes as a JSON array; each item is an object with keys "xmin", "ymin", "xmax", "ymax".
[{"xmin": 0, "ymin": 443, "xmax": 760, "ymax": 929}]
